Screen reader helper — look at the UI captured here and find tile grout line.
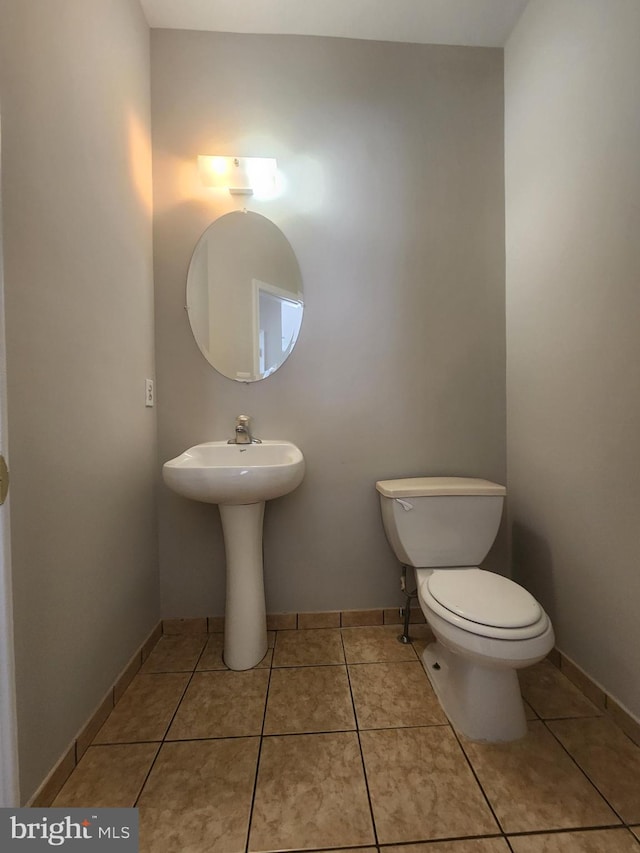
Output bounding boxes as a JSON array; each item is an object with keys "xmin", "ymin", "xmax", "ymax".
[
  {"xmin": 440, "ymin": 708, "xmax": 512, "ymax": 849},
  {"xmin": 503, "ymin": 823, "xmax": 637, "ymax": 850},
  {"xmin": 243, "ymin": 630, "xmax": 277, "ymax": 853},
  {"xmin": 378, "ymin": 831, "xmax": 514, "ymax": 849},
  {"xmin": 126, "ymin": 742, "xmax": 162, "ymax": 812},
  {"xmin": 506, "ymin": 824, "xmax": 634, "ymax": 838},
  {"xmin": 450, "ymin": 710, "xmax": 632, "ymax": 846},
  {"xmin": 341, "ymin": 627, "xmax": 381, "ymax": 851},
  {"xmin": 540, "ymin": 717, "xmax": 629, "ymax": 828},
  {"xmin": 133, "ymin": 637, "xmax": 208, "ymax": 808},
  {"xmin": 450, "ymin": 708, "xmax": 632, "ymax": 843},
  {"xmin": 412, "ymin": 631, "xmax": 513, "ymax": 848}
]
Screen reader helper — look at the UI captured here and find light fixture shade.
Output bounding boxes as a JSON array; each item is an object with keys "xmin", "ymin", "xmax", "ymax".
[{"xmin": 197, "ymin": 155, "xmax": 277, "ymax": 195}]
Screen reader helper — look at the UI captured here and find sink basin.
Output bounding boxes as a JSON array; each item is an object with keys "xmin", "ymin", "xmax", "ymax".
[{"xmin": 162, "ymin": 440, "xmax": 305, "ymax": 505}]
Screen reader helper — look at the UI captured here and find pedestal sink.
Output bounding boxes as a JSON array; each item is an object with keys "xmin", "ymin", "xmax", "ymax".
[{"xmin": 162, "ymin": 440, "xmax": 305, "ymax": 670}]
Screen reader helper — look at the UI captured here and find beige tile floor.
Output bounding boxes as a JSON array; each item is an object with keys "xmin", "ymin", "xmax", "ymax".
[{"xmin": 53, "ymin": 625, "xmax": 640, "ymax": 853}]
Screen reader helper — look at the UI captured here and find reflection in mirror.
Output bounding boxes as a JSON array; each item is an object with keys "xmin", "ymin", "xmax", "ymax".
[{"xmin": 186, "ymin": 211, "xmax": 304, "ymax": 381}]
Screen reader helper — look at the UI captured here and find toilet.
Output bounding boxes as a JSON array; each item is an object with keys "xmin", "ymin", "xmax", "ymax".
[{"xmin": 376, "ymin": 476, "xmax": 554, "ymax": 742}]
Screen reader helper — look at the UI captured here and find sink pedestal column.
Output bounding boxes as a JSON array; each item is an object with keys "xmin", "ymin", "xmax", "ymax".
[{"xmin": 218, "ymin": 502, "xmax": 268, "ymax": 671}]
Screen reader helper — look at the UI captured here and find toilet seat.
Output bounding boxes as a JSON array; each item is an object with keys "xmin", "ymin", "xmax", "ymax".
[
  {"xmin": 417, "ymin": 568, "xmax": 549, "ymax": 641},
  {"xmin": 428, "ymin": 568, "xmax": 541, "ymax": 628}
]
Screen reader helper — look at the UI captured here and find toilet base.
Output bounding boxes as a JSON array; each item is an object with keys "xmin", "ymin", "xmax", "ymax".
[{"xmin": 421, "ymin": 641, "xmax": 527, "ymax": 742}]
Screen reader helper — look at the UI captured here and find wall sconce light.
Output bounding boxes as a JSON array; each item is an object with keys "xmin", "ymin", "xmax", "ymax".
[{"xmin": 197, "ymin": 155, "xmax": 278, "ymax": 196}]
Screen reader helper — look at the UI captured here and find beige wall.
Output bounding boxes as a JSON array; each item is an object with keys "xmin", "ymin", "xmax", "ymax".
[
  {"xmin": 0, "ymin": 0, "xmax": 158, "ymax": 801},
  {"xmin": 152, "ymin": 32, "xmax": 506, "ymax": 617},
  {"xmin": 505, "ymin": 0, "xmax": 640, "ymax": 718}
]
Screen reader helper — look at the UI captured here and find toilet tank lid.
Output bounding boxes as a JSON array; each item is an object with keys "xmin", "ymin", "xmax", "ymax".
[{"xmin": 376, "ymin": 477, "xmax": 506, "ymax": 498}]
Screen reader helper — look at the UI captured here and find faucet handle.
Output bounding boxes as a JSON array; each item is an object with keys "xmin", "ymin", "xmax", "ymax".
[{"xmin": 230, "ymin": 413, "xmax": 261, "ymax": 443}]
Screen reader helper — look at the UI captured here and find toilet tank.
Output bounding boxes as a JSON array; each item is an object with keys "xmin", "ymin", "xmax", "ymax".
[{"xmin": 376, "ymin": 477, "xmax": 506, "ymax": 568}]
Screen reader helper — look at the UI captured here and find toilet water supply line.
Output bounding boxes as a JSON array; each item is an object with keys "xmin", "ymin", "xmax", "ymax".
[
  {"xmin": 398, "ymin": 564, "xmax": 418, "ymax": 644},
  {"xmin": 391, "ymin": 498, "xmax": 418, "ymax": 642}
]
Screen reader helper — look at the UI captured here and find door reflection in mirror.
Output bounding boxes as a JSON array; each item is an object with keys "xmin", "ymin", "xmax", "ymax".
[{"xmin": 254, "ymin": 279, "xmax": 303, "ymax": 378}]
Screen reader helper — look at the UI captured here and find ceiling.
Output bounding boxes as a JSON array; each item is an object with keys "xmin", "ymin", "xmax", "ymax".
[{"xmin": 139, "ymin": 0, "xmax": 530, "ymax": 48}]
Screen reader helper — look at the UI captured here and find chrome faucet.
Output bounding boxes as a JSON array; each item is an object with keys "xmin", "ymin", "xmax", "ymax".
[{"xmin": 228, "ymin": 414, "xmax": 261, "ymax": 445}]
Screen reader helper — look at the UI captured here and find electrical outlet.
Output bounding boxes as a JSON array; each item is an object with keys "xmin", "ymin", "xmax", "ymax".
[{"xmin": 145, "ymin": 379, "xmax": 154, "ymax": 407}]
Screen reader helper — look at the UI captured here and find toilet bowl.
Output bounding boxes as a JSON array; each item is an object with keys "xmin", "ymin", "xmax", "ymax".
[{"xmin": 376, "ymin": 477, "xmax": 555, "ymax": 742}]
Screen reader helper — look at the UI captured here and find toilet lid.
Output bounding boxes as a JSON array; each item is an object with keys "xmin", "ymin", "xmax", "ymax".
[{"xmin": 426, "ymin": 569, "xmax": 542, "ymax": 629}]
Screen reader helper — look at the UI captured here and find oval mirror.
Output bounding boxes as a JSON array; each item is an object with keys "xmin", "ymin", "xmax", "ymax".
[{"xmin": 186, "ymin": 211, "xmax": 304, "ymax": 381}]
